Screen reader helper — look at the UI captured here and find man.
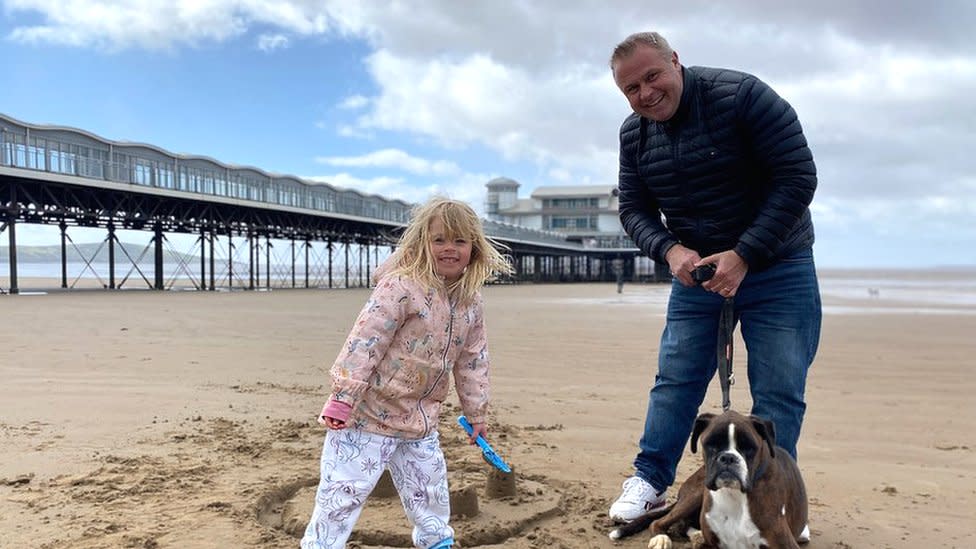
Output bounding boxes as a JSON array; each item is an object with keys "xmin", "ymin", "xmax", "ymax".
[
  {"xmin": 612, "ymin": 256, "xmax": 626, "ymax": 293},
  {"xmin": 607, "ymin": 31, "xmax": 822, "ymax": 522}
]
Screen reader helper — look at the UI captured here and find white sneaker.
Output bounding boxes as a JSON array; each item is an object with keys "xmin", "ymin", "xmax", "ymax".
[{"xmin": 608, "ymin": 476, "xmax": 666, "ymax": 522}]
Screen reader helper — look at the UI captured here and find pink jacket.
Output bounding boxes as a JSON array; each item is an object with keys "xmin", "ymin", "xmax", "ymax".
[{"xmin": 326, "ymin": 274, "xmax": 491, "ymax": 439}]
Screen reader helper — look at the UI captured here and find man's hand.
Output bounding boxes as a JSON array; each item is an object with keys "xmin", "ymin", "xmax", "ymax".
[
  {"xmin": 697, "ymin": 250, "xmax": 748, "ymax": 297},
  {"xmin": 665, "ymin": 244, "xmax": 702, "ymax": 287}
]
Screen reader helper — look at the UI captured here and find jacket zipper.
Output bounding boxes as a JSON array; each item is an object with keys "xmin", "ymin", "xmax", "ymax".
[{"xmin": 418, "ymin": 298, "xmax": 455, "ymax": 436}]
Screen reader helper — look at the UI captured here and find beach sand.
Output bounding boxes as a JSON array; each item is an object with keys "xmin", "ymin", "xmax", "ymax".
[{"xmin": 1, "ymin": 272, "xmax": 974, "ymax": 548}]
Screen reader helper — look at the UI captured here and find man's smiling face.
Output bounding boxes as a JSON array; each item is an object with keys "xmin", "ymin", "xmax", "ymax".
[{"xmin": 613, "ymin": 45, "xmax": 684, "ymax": 122}]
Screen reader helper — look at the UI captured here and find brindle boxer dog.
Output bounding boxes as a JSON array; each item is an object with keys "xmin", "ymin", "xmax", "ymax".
[{"xmin": 609, "ymin": 411, "xmax": 810, "ymax": 548}]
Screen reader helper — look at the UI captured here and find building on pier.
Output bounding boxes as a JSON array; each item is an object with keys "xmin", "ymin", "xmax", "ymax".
[
  {"xmin": 0, "ymin": 113, "xmax": 661, "ymax": 294},
  {"xmin": 485, "ymin": 177, "xmax": 667, "ymax": 282}
]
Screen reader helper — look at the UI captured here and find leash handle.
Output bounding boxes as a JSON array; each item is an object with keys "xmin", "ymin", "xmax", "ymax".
[{"xmin": 717, "ymin": 297, "xmax": 736, "ymax": 411}]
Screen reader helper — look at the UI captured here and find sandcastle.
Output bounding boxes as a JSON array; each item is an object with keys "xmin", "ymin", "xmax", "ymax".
[{"xmin": 257, "ymin": 418, "xmax": 563, "ymax": 547}]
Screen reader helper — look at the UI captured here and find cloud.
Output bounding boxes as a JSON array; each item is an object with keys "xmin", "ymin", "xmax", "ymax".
[
  {"xmin": 257, "ymin": 33, "xmax": 289, "ymax": 52},
  {"xmin": 5, "ymin": 0, "xmax": 976, "ymax": 264},
  {"xmin": 355, "ymin": 48, "xmax": 622, "ymax": 177},
  {"xmin": 3, "ymin": 0, "xmax": 335, "ymax": 51},
  {"xmin": 304, "ymin": 173, "xmax": 408, "ymax": 198},
  {"xmin": 338, "ymin": 94, "xmax": 369, "ymax": 110},
  {"xmin": 335, "ymin": 124, "xmax": 373, "ymax": 139},
  {"xmin": 315, "ymin": 149, "xmax": 461, "ymax": 177},
  {"xmin": 305, "ymin": 171, "xmax": 489, "ymax": 212},
  {"xmin": 5, "ymin": 0, "xmax": 247, "ymax": 50}
]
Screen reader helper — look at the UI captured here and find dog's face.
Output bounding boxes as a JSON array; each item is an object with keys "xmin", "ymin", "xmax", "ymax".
[{"xmin": 690, "ymin": 411, "xmax": 776, "ymax": 492}]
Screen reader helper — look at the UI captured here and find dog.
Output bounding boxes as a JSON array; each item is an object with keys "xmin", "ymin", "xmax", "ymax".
[{"xmin": 609, "ymin": 410, "xmax": 810, "ymax": 548}]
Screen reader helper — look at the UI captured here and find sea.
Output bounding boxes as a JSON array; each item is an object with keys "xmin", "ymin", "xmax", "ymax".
[
  {"xmin": 2, "ymin": 263, "xmax": 975, "ymax": 315},
  {"xmin": 534, "ymin": 267, "xmax": 976, "ymax": 316},
  {"xmin": 0, "ymin": 261, "xmax": 361, "ymax": 291},
  {"xmin": 814, "ymin": 268, "xmax": 976, "ymax": 315}
]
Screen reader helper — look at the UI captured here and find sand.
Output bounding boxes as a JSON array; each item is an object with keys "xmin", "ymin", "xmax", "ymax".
[{"xmin": 1, "ymin": 272, "xmax": 974, "ymax": 548}]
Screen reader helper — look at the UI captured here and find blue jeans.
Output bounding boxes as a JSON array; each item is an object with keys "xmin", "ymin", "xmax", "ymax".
[{"xmin": 633, "ymin": 249, "xmax": 822, "ymax": 491}]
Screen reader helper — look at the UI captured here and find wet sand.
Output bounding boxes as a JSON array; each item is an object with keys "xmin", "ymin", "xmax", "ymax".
[{"xmin": 1, "ymin": 271, "xmax": 974, "ymax": 548}]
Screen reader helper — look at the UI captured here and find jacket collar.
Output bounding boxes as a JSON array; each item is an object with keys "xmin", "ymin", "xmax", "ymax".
[{"xmin": 657, "ymin": 65, "xmax": 695, "ymax": 132}]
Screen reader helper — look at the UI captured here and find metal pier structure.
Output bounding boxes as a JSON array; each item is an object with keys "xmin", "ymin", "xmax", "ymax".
[{"xmin": 1, "ymin": 113, "xmax": 661, "ymax": 294}]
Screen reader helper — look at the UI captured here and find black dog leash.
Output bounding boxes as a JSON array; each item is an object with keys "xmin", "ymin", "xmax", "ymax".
[
  {"xmin": 690, "ymin": 264, "xmax": 737, "ymax": 411},
  {"xmin": 717, "ymin": 297, "xmax": 736, "ymax": 411}
]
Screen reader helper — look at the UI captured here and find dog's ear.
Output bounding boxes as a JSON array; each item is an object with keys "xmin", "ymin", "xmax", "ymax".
[
  {"xmin": 690, "ymin": 413, "xmax": 715, "ymax": 454},
  {"xmin": 750, "ymin": 416, "xmax": 777, "ymax": 458}
]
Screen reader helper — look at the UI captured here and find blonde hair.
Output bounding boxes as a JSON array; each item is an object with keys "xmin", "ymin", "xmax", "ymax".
[
  {"xmin": 609, "ymin": 31, "xmax": 673, "ymax": 74},
  {"xmin": 377, "ymin": 196, "xmax": 513, "ymax": 304}
]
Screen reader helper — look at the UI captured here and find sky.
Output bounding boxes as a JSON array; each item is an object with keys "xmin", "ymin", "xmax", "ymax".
[{"xmin": 1, "ymin": 0, "xmax": 974, "ymax": 269}]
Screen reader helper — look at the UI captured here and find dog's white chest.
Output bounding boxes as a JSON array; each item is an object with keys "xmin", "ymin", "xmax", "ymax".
[{"xmin": 705, "ymin": 489, "xmax": 767, "ymax": 549}]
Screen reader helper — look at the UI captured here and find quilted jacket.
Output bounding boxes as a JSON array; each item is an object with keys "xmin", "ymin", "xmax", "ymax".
[{"xmin": 617, "ymin": 65, "xmax": 817, "ymax": 270}]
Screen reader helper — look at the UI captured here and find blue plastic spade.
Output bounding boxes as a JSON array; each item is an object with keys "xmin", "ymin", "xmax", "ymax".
[{"xmin": 457, "ymin": 415, "xmax": 512, "ymax": 474}]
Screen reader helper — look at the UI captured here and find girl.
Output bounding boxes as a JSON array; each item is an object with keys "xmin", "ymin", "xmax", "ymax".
[{"xmin": 301, "ymin": 197, "xmax": 514, "ymax": 549}]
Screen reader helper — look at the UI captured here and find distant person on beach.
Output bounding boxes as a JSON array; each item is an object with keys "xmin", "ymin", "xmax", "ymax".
[
  {"xmin": 606, "ymin": 31, "xmax": 823, "ymax": 522},
  {"xmin": 612, "ymin": 257, "xmax": 626, "ymax": 293},
  {"xmin": 301, "ymin": 197, "xmax": 513, "ymax": 549}
]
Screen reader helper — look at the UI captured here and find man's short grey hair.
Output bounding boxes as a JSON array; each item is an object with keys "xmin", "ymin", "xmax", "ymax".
[{"xmin": 610, "ymin": 32, "xmax": 673, "ymax": 72}]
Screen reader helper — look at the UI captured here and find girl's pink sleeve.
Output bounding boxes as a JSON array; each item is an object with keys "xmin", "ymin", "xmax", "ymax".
[
  {"xmin": 318, "ymin": 399, "xmax": 353, "ymax": 425},
  {"xmin": 329, "ymin": 276, "xmax": 408, "ymax": 409},
  {"xmin": 453, "ymin": 294, "xmax": 490, "ymax": 425}
]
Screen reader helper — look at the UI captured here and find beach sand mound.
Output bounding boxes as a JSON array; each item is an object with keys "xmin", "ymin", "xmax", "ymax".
[{"xmin": 259, "ymin": 404, "xmax": 573, "ymax": 547}]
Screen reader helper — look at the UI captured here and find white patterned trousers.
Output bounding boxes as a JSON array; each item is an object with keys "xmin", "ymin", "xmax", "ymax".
[{"xmin": 300, "ymin": 428, "xmax": 454, "ymax": 549}]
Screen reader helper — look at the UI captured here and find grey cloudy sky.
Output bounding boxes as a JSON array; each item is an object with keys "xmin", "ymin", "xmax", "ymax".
[{"xmin": 3, "ymin": 0, "xmax": 974, "ymax": 267}]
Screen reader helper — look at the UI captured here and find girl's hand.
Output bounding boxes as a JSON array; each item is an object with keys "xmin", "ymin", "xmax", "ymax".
[
  {"xmin": 466, "ymin": 422, "xmax": 488, "ymax": 445},
  {"xmin": 317, "ymin": 400, "xmax": 351, "ymax": 430},
  {"xmin": 323, "ymin": 416, "xmax": 347, "ymax": 430}
]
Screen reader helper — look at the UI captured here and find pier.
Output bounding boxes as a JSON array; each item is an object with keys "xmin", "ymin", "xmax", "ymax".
[{"xmin": 1, "ymin": 114, "xmax": 661, "ymax": 294}]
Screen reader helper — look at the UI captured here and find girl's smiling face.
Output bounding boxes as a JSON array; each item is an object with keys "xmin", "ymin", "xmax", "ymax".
[{"xmin": 428, "ymin": 217, "xmax": 472, "ymax": 282}]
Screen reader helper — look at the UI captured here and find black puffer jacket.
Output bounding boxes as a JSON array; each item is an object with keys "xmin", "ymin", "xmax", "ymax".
[{"xmin": 617, "ymin": 65, "xmax": 817, "ymax": 270}]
